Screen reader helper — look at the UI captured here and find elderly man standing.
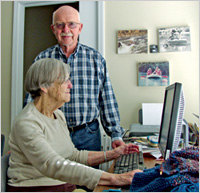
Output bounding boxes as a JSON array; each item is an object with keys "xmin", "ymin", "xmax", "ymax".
[{"xmin": 24, "ymin": 5, "xmax": 125, "ymax": 156}]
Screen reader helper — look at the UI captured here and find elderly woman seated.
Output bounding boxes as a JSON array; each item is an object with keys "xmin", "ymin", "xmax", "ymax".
[{"xmin": 7, "ymin": 58, "xmax": 142, "ymax": 192}]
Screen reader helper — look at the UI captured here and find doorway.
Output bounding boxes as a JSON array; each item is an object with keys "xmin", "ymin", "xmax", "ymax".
[
  {"xmin": 11, "ymin": 1, "xmax": 104, "ymax": 123},
  {"xmin": 23, "ymin": 2, "xmax": 79, "ymax": 100}
]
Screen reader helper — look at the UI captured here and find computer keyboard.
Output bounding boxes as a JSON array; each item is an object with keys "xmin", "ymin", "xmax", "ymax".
[{"xmin": 113, "ymin": 151, "xmax": 145, "ymax": 174}]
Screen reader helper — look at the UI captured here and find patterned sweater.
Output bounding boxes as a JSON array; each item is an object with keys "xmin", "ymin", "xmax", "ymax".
[{"xmin": 130, "ymin": 146, "xmax": 199, "ymax": 192}]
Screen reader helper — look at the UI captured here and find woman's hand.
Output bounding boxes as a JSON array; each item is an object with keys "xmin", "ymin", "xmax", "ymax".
[
  {"xmin": 112, "ymin": 140, "xmax": 125, "ymax": 149},
  {"xmin": 87, "ymin": 143, "xmax": 139, "ymax": 166},
  {"xmin": 98, "ymin": 169, "xmax": 142, "ymax": 186},
  {"xmin": 113, "ymin": 143, "xmax": 139, "ymax": 159},
  {"xmin": 113, "ymin": 169, "xmax": 142, "ymax": 186}
]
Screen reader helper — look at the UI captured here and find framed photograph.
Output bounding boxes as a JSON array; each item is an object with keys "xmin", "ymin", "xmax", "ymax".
[
  {"xmin": 158, "ymin": 26, "xmax": 191, "ymax": 53},
  {"xmin": 138, "ymin": 61, "xmax": 169, "ymax": 87},
  {"xmin": 117, "ymin": 30, "xmax": 148, "ymax": 54}
]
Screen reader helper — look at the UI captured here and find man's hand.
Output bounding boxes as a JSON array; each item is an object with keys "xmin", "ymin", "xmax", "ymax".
[{"xmin": 112, "ymin": 140, "xmax": 125, "ymax": 149}]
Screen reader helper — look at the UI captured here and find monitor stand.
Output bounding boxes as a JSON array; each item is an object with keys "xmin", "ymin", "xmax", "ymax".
[{"xmin": 182, "ymin": 119, "xmax": 189, "ymax": 148}]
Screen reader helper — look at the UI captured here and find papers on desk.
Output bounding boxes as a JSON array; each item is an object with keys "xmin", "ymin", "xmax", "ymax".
[
  {"xmin": 124, "ymin": 134, "xmax": 162, "ymax": 159},
  {"xmin": 141, "ymin": 145, "xmax": 158, "ymax": 153},
  {"xmin": 141, "ymin": 145, "xmax": 162, "ymax": 159},
  {"xmin": 131, "ymin": 139, "xmax": 162, "ymax": 159}
]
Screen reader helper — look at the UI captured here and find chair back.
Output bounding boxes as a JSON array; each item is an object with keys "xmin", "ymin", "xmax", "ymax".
[
  {"xmin": 1, "ymin": 134, "xmax": 5, "ymax": 156},
  {"xmin": 1, "ymin": 154, "xmax": 10, "ymax": 192}
]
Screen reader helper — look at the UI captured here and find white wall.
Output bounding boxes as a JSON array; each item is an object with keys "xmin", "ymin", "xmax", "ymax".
[{"xmin": 105, "ymin": 1, "xmax": 199, "ymax": 129}]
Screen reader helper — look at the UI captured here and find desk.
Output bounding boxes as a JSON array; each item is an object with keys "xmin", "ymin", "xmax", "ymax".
[{"xmin": 93, "ymin": 154, "xmax": 163, "ymax": 192}]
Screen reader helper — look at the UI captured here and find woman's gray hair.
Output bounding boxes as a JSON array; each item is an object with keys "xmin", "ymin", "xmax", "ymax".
[{"xmin": 25, "ymin": 58, "xmax": 70, "ymax": 99}]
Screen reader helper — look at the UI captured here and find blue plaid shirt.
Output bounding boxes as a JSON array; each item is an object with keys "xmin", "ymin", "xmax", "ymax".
[{"xmin": 24, "ymin": 42, "xmax": 124, "ymax": 141}]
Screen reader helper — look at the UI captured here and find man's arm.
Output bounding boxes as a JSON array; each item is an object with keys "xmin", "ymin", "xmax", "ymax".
[{"xmin": 99, "ymin": 59, "xmax": 125, "ymax": 147}]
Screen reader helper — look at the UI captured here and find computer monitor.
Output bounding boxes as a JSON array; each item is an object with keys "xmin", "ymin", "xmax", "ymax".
[{"xmin": 158, "ymin": 82, "xmax": 185, "ymax": 160}]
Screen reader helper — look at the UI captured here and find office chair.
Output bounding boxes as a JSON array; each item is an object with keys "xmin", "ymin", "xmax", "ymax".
[
  {"xmin": 1, "ymin": 134, "xmax": 5, "ymax": 156},
  {"xmin": 1, "ymin": 154, "xmax": 10, "ymax": 192}
]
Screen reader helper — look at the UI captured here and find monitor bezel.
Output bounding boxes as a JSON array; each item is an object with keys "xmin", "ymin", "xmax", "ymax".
[{"xmin": 158, "ymin": 82, "xmax": 183, "ymax": 160}]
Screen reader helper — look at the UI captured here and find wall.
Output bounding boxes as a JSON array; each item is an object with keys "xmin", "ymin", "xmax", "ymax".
[
  {"xmin": 1, "ymin": 1, "xmax": 13, "ymax": 154},
  {"xmin": 1, "ymin": 1, "xmax": 199, "ymax": 154},
  {"xmin": 105, "ymin": 1, "xmax": 199, "ymax": 130}
]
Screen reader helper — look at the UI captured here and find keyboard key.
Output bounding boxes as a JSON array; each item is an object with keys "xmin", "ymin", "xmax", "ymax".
[{"xmin": 139, "ymin": 151, "xmax": 144, "ymax": 164}]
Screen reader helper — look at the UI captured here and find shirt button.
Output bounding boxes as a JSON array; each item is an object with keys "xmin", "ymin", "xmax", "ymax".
[
  {"xmin": 69, "ymin": 104, "xmax": 71, "ymax": 107},
  {"xmin": 70, "ymin": 119, "xmax": 72, "ymax": 122}
]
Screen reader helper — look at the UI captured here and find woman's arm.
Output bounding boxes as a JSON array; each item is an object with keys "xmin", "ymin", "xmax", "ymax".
[
  {"xmin": 98, "ymin": 169, "xmax": 142, "ymax": 186},
  {"xmin": 87, "ymin": 143, "xmax": 139, "ymax": 166}
]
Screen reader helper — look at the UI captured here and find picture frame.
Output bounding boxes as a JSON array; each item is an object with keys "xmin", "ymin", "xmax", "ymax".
[
  {"xmin": 138, "ymin": 61, "xmax": 169, "ymax": 87},
  {"xmin": 117, "ymin": 30, "xmax": 148, "ymax": 54},
  {"xmin": 158, "ymin": 26, "xmax": 191, "ymax": 53}
]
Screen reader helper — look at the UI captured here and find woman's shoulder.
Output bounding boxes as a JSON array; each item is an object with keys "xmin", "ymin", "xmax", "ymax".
[
  {"xmin": 13, "ymin": 102, "xmax": 50, "ymax": 127},
  {"xmin": 13, "ymin": 102, "xmax": 35, "ymax": 121},
  {"xmin": 11, "ymin": 102, "xmax": 44, "ymax": 134}
]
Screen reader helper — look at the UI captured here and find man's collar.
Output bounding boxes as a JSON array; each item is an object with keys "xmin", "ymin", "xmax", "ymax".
[
  {"xmin": 57, "ymin": 42, "xmax": 80, "ymax": 57},
  {"xmin": 73, "ymin": 42, "xmax": 80, "ymax": 57}
]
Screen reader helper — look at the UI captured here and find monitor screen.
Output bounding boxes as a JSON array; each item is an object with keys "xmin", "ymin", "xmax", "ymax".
[{"xmin": 158, "ymin": 82, "xmax": 185, "ymax": 160}]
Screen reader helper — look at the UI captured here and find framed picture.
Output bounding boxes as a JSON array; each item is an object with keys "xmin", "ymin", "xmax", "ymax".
[
  {"xmin": 158, "ymin": 26, "xmax": 191, "ymax": 53},
  {"xmin": 138, "ymin": 61, "xmax": 169, "ymax": 87},
  {"xmin": 117, "ymin": 30, "xmax": 148, "ymax": 54}
]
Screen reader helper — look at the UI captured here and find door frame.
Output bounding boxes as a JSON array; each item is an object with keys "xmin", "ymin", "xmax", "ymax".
[{"xmin": 11, "ymin": 1, "xmax": 105, "ymax": 124}]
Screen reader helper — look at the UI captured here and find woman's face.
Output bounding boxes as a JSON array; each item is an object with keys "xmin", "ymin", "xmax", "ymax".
[{"xmin": 48, "ymin": 76, "xmax": 72, "ymax": 104}]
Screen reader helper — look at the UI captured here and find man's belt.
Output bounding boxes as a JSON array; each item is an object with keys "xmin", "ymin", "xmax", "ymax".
[{"xmin": 68, "ymin": 119, "xmax": 96, "ymax": 132}]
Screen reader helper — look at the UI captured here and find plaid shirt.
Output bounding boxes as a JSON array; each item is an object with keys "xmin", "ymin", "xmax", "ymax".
[{"xmin": 24, "ymin": 42, "xmax": 124, "ymax": 141}]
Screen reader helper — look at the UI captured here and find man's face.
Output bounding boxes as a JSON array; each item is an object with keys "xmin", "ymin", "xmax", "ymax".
[{"xmin": 51, "ymin": 7, "xmax": 83, "ymax": 48}]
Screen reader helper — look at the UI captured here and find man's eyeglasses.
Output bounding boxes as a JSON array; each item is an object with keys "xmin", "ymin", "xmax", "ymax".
[{"xmin": 53, "ymin": 22, "xmax": 80, "ymax": 29}]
